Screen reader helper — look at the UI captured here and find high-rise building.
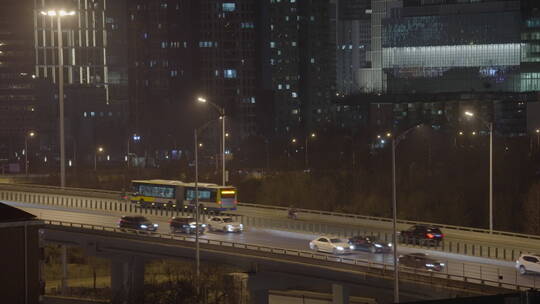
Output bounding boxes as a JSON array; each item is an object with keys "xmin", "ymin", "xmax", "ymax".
[
  {"xmin": 34, "ymin": 0, "xmax": 128, "ymax": 164},
  {"xmin": 0, "ymin": 0, "xmax": 54, "ymax": 164},
  {"xmin": 335, "ymin": 0, "xmax": 371, "ymax": 95},
  {"xmin": 267, "ymin": 0, "xmax": 336, "ymax": 135}
]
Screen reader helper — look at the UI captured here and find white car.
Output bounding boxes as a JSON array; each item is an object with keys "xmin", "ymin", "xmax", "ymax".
[
  {"xmin": 516, "ymin": 253, "xmax": 540, "ymax": 275},
  {"xmin": 309, "ymin": 236, "xmax": 355, "ymax": 255},
  {"xmin": 207, "ymin": 216, "xmax": 243, "ymax": 232}
]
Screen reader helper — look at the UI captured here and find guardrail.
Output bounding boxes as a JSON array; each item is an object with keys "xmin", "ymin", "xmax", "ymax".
[
  {"xmin": 42, "ymin": 219, "xmax": 539, "ymax": 293},
  {"xmin": 0, "ymin": 188, "xmax": 532, "ymax": 262},
  {"xmin": 2, "ymin": 183, "xmax": 540, "ymax": 242}
]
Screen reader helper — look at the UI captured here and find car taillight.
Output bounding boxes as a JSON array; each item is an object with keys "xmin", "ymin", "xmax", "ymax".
[
  {"xmin": 441, "ymin": 234, "xmax": 444, "ymax": 238},
  {"xmin": 218, "ymin": 200, "xmax": 222, "ymax": 205},
  {"xmin": 426, "ymin": 233, "xmax": 434, "ymax": 239}
]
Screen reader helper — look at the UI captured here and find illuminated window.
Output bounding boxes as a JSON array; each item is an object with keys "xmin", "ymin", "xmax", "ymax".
[
  {"xmin": 224, "ymin": 69, "xmax": 237, "ymax": 78},
  {"xmin": 223, "ymin": 3, "xmax": 236, "ymax": 11}
]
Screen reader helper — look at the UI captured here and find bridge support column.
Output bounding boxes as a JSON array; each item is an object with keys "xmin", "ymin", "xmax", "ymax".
[
  {"xmin": 332, "ymin": 283, "xmax": 349, "ymax": 304},
  {"xmin": 61, "ymin": 245, "xmax": 68, "ymax": 294},
  {"xmin": 111, "ymin": 256, "xmax": 145, "ymax": 304},
  {"xmin": 250, "ymin": 289, "xmax": 268, "ymax": 304}
]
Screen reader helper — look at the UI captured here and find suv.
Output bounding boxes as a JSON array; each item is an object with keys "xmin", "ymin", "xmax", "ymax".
[
  {"xmin": 516, "ymin": 253, "xmax": 540, "ymax": 275},
  {"xmin": 400, "ymin": 224, "xmax": 444, "ymax": 246},
  {"xmin": 207, "ymin": 216, "xmax": 243, "ymax": 232},
  {"xmin": 169, "ymin": 216, "xmax": 206, "ymax": 234},
  {"xmin": 118, "ymin": 216, "xmax": 158, "ymax": 232}
]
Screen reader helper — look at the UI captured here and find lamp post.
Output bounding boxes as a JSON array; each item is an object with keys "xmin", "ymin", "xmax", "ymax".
[
  {"xmin": 197, "ymin": 97, "xmax": 226, "ymax": 185},
  {"xmin": 127, "ymin": 134, "xmax": 141, "ymax": 169},
  {"xmin": 40, "ymin": 9, "xmax": 75, "ymax": 188},
  {"xmin": 193, "ymin": 119, "xmax": 215, "ymax": 292},
  {"xmin": 94, "ymin": 146, "xmax": 104, "ymax": 171},
  {"xmin": 389, "ymin": 124, "xmax": 422, "ymax": 303},
  {"xmin": 304, "ymin": 133, "xmax": 316, "ymax": 169},
  {"xmin": 464, "ymin": 111, "xmax": 493, "ymax": 233},
  {"xmin": 24, "ymin": 131, "xmax": 36, "ymax": 176}
]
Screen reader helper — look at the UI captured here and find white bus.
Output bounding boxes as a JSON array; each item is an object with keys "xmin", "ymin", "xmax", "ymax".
[{"xmin": 130, "ymin": 179, "xmax": 238, "ymax": 212}]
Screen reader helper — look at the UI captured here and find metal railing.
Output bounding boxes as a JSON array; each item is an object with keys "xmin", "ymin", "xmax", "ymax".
[{"xmin": 42, "ymin": 219, "xmax": 538, "ymax": 292}]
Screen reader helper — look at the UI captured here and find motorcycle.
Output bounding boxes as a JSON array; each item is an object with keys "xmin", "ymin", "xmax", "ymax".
[{"xmin": 287, "ymin": 210, "xmax": 298, "ymax": 220}]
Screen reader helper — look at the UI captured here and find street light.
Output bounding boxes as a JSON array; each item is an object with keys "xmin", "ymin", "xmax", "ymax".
[
  {"xmin": 193, "ymin": 119, "xmax": 217, "ymax": 292},
  {"xmin": 127, "ymin": 134, "xmax": 141, "ymax": 169},
  {"xmin": 197, "ymin": 96, "xmax": 226, "ymax": 186},
  {"xmin": 305, "ymin": 133, "xmax": 316, "ymax": 169},
  {"xmin": 389, "ymin": 124, "xmax": 423, "ymax": 303},
  {"xmin": 464, "ymin": 111, "xmax": 493, "ymax": 233},
  {"xmin": 94, "ymin": 146, "xmax": 104, "ymax": 171},
  {"xmin": 40, "ymin": 9, "xmax": 76, "ymax": 188},
  {"xmin": 24, "ymin": 131, "xmax": 37, "ymax": 176}
]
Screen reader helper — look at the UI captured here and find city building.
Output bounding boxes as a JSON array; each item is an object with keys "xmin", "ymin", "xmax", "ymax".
[
  {"xmin": 266, "ymin": 0, "xmax": 336, "ymax": 136},
  {"xmin": 335, "ymin": 0, "xmax": 371, "ymax": 95},
  {"xmin": 34, "ymin": 0, "xmax": 128, "ymax": 166},
  {"xmin": 0, "ymin": 0, "xmax": 54, "ymax": 168}
]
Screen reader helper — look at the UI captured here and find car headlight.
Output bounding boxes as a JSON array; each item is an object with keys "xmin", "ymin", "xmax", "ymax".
[
  {"xmin": 239, "ymin": 224, "xmax": 244, "ymax": 228},
  {"xmin": 349, "ymin": 245, "xmax": 355, "ymax": 250},
  {"xmin": 336, "ymin": 246, "xmax": 344, "ymax": 251},
  {"xmin": 439, "ymin": 263, "xmax": 445, "ymax": 266},
  {"xmin": 201, "ymin": 224, "xmax": 207, "ymax": 227},
  {"xmin": 153, "ymin": 224, "xmax": 158, "ymax": 227},
  {"xmin": 374, "ymin": 244, "xmax": 383, "ymax": 248},
  {"xmin": 190, "ymin": 224, "xmax": 197, "ymax": 228},
  {"xmin": 140, "ymin": 224, "xmax": 148, "ymax": 229},
  {"xmin": 426, "ymin": 263, "xmax": 434, "ymax": 267},
  {"xmin": 388, "ymin": 243, "xmax": 393, "ymax": 247}
]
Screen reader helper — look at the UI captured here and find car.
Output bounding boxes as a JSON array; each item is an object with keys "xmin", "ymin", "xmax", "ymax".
[
  {"xmin": 348, "ymin": 235, "xmax": 392, "ymax": 253},
  {"xmin": 309, "ymin": 236, "xmax": 355, "ymax": 255},
  {"xmin": 399, "ymin": 253, "xmax": 445, "ymax": 272},
  {"xmin": 207, "ymin": 216, "xmax": 243, "ymax": 232},
  {"xmin": 399, "ymin": 224, "xmax": 444, "ymax": 246},
  {"xmin": 169, "ymin": 216, "xmax": 206, "ymax": 234},
  {"xmin": 118, "ymin": 215, "xmax": 158, "ymax": 232},
  {"xmin": 516, "ymin": 253, "xmax": 540, "ymax": 275}
]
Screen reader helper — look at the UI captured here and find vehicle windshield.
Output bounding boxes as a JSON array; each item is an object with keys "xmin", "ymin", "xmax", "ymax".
[
  {"xmin": 222, "ymin": 218, "xmax": 233, "ymax": 223},
  {"xmin": 330, "ymin": 238, "xmax": 345, "ymax": 243},
  {"xmin": 366, "ymin": 236, "xmax": 379, "ymax": 242},
  {"xmin": 426, "ymin": 228, "xmax": 441, "ymax": 233}
]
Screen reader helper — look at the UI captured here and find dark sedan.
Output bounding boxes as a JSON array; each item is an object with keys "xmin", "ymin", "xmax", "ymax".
[
  {"xmin": 348, "ymin": 236, "xmax": 392, "ymax": 253},
  {"xmin": 118, "ymin": 215, "xmax": 158, "ymax": 232},
  {"xmin": 399, "ymin": 253, "xmax": 445, "ymax": 272}
]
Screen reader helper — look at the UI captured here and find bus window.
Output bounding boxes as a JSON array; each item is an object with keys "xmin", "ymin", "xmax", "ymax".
[
  {"xmin": 140, "ymin": 184, "xmax": 175, "ymax": 198},
  {"xmin": 185, "ymin": 189, "xmax": 217, "ymax": 201}
]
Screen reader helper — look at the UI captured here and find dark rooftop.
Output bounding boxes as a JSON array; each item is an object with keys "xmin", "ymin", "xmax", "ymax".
[{"xmin": 0, "ymin": 202, "xmax": 36, "ymax": 222}]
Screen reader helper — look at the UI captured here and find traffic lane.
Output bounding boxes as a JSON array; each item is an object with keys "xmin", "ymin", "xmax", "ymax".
[
  {"xmin": 11, "ymin": 203, "xmax": 537, "ymax": 288},
  {"xmin": 234, "ymin": 205, "xmax": 540, "ymax": 254}
]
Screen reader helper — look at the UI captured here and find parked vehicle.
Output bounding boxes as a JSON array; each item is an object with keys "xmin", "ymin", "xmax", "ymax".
[
  {"xmin": 309, "ymin": 236, "xmax": 355, "ymax": 255},
  {"xmin": 169, "ymin": 216, "xmax": 206, "ymax": 234},
  {"xmin": 207, "ymin": 216, "xmax": 243, "ymax": 232},
  {"xmin": 516, "ymin": 253, "xmax": 540, "ymax": 275},
  {"xmin": 399, "ymin": 253, "xmax": 445, "ymax": 272},
  {"xmin": 399, "ymin": 224, "xmax": 444, "ymax": 246},
  {"xmin": 118, "ymin": 215, "xmax": 158, "ymax": 232},
  {"xmin": 348, "ymin": 235, "xmax": 392, "ymax": 253}
]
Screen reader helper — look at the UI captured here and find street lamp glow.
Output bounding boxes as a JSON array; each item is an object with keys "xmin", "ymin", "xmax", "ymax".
[
  {"xmin": 386, "ymin": 132, "xmax": 392, "ymax": 137},
  {"xmin": 197, "ymin": 97, "xmax": 207, "ymax": 103},
  {"xmin": 472, "ymin": 131, "xmax": 476, "ymax": 136},
  {"xmin": 198, "ymin": 142, "xmax": 203, "ymax": 148},
  {"xmin": 225, "ymin": 133, "xmax": 230, "ymax": 137},
  {"xmin": 458, "ymin": 131, "xmax": 464, "ymax": 136},
  {"xmin": 464, "ymin": 111, "xmax": 475, "ymax": 117},
  {"xmin": 536, "ymin": 129, "xmax": 540, "ymax": 134},
  {"xmin": 291, "ymin": 138, "xmax": 297, "ymax": 143},
  {"xmin": 377, "ymin": 135, "xmax": 381, "ymax": 139},
  {"xmin": 28, "ymin": 131, "xmax": 36, "ymax": 137},
  {"xmin": 97, "ymin": 147, "xmax": 104, "ymax": 153},
  {"xmin": 310, "ymin": 133, "xmax": 316, "ymax": 138}
]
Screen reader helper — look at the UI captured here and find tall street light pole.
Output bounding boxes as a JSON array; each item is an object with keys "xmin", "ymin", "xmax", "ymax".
[
  {"xmin": 41, "ymin": 9, "xmax": 75, "ymax": 188},
  {"xmin": 197, "ymin": 97, "xmax": 226, "ymax": 185},
  {"xmin": 25, "ymin": 131, "xmax": 36, "ymax": 176},
  {"xmin": 305, "ymin": 133, "xmax": 316, "ymax": 169},
  {"xmin": 390, "ymin": 125, "xmax": 422, "ymax": 303},
  {"xmin": 464, "ymin": 111, "xmax": 493, "ymax": 233},
  {"xmin": 94, "ymin": 147, "xmax": 104, "ymax": 171}
]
